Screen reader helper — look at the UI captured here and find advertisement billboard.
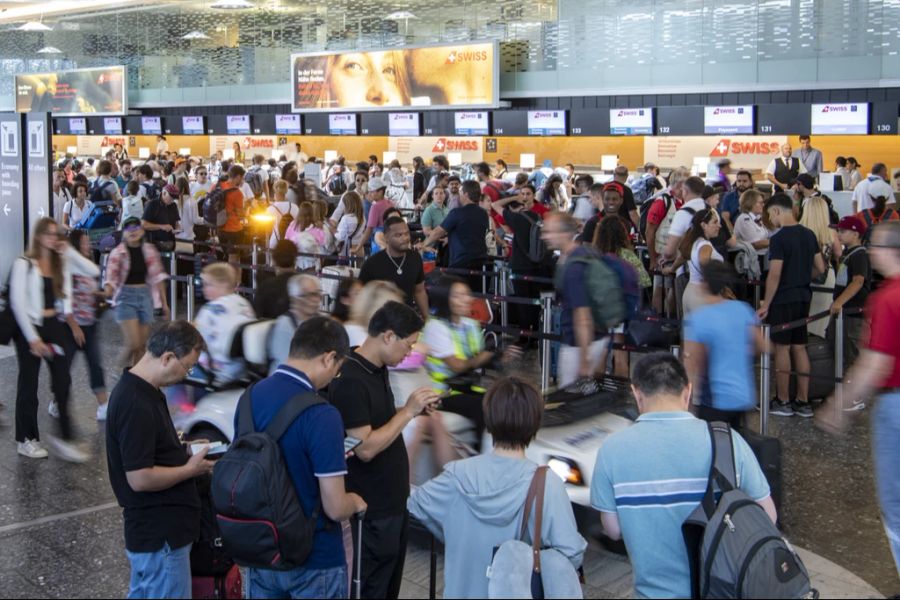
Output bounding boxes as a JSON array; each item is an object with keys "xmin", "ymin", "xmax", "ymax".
[
  {"xmin": 291, "ymin": 42, "xmax": 499, "ymax": 112},
  {"xmin": 388, "ymin": 113, "xmax": 421, "ymax": 136},
  {"xmin": 15, "ymin": 66, "xmax": 126, "ymax": 116},
  {"xmin": 704, "ymin": 105, "xmax": 754, "ymax": 135},
  {"xmin": 810, "ymin": 103, "xmax": 869, "ymax": 135},
  {"xmin": 103, "ymin": 117, "xmax": 122, "ymax": 135},
  {"xmin": 69, "ymin": 117, "xmax": 87, "ymax": 135},
  {"xmin": 328, "ymin": 114, "xmax": 358, "ymax": 136},
  {"xmin": 275, "ymin": 114, "xmax": 301, "ymax": 135},
  {"xmin": 227, "ymin": 115, "xmax": 250, "ymax": 135},
  {"xmin": 182, "ymin": 116, "xmax": 204, "ymax": 135},
  {"xmin": 610, "ymin": 108, "xmax": 653, "ymax": 135},
  {"xmin": 454, "ymin": 111, "xmax": 489, "ymax": 135},
  {"xmin": 527, "ymin": 111, "xmax": 566, "ymax": 136},
  {"xmin": 141, "ymin": 116, "xmax": 161, "ymax": 135}
]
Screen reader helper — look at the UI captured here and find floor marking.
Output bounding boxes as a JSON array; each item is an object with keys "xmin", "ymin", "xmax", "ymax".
[{"xmin": 0, "ymin": 502, "xmax": 118, "ymax": 536}]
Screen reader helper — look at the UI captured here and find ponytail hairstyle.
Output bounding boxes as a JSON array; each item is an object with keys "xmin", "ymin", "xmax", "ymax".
[{"xmin": 679, "ymin": 208, "xmax": 719, "ymax": 261}]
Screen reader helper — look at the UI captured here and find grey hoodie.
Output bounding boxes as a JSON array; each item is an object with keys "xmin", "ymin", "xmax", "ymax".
[{"xmin": 408, "ymin": 453, "xmax": 587, "ymax": 599}]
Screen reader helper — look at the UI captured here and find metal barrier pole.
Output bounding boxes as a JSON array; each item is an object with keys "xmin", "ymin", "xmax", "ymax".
[
  {"xmin": 169, "ymin": 252, "xmax": 177, "ymax": 321},
  {"xmin": 835, "ymin": 309, "xmax": 845, "ymax": 413},
  {"xmin": 754, "ymin": 283, "xmax": 761, "ymax": 310},
  {"xmin": 482, "ymin": 264, "xmax": 488, "ymax": 295},
  {"xmin": 186, "ymin": 275, "xmax": 195, "ymax": 321},
  {"xmin": 251, "ymin": 238, "xmax": 259, "ymax": 292},
  {"xmin": 759, "ymin": 325, "xmax": 772, "ymax": 436},
  {"xmin": 540, "ymin": 291, "xmax": 554, "ymax": 392},
  {"xmin": 497, "ymin": 263, "xmax": 509, "ymax": 341}
]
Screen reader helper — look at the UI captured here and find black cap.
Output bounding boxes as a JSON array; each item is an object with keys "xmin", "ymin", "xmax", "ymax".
[{"xmin": 794, "ymin": 173, "xmax": 816, "ymax": 189}]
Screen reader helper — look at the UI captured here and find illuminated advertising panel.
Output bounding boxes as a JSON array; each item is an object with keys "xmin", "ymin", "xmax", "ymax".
[{"xmin": 15, "ymin": 66, "xmax": 126, "ymax": 116}]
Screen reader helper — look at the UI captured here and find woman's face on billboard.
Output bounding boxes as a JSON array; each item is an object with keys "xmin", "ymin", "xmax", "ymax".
[{"xmin": 330, "ymin": 52, "xmax": 405, "ymax": 107}]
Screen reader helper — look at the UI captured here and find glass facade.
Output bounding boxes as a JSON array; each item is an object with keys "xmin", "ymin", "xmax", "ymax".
[{"xmin": 1, "ymin": 0, "xmax": 898, "ymax": 110}]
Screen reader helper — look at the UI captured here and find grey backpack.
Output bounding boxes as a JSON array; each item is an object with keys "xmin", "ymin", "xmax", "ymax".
[
  {"xmin": 520, "ymin": 211, "xmax": 550, "ymax": 265},
  {"xmin": 682, "ymin": 422, "xmax": 815, "ymax": 599}
]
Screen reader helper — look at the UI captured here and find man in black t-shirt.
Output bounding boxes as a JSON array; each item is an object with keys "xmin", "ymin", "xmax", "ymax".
[
  {"xmin": 106, "ymin": 321, "xmax": 213, "ymax": 599},
  {"xmin": 141, "ymin": 183, "xmax": 181, "ymax": 251},
  {"xmin": 580, "ymin": 182, "xmax": 633, "ymax": 246},
  {"xmin": 828, "ymin": 216, "xmax": 872, "ymax": 369},
  {"xmin": 253, "ymin": 240, "xmax": 298, "ymax": 319},
  {"xmin": 613, "ymin": 165, "xmax": 640, "ymax": 227},
  {"xmin": 359, "ymin": 217, "xmax": 428, "ymax": 316},
  {"xmin": 758, "ymin": 194, "xmax": 826, "ymax": 418},
  {"xmin": 329, "ymin": 303, "xmax": 440, "ymax": 600}
]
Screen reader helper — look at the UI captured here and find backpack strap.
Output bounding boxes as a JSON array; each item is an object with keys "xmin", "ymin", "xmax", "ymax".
[
  {"xmin": 265, "ymin": 391, "xmax": 325, "ymax": 441},
  {"xmin": 236, "ymin": 383, "xmax": 258, "ymax": 437},
  {"xmin": 698, "ymin": 421, "xmax": 737, "ymax": 519},
  {"xmin": 519, "ymin": 466, "xmax": 548, "ymax": 573}
]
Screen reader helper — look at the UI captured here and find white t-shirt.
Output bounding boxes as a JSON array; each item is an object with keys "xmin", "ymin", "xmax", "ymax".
[
  {"xmin": 156, "ymin": 140, "xmax": 169, "ymax": 155},
  {"xmin": 294, "ymin": 151, "xmax": 309, "ymax": 165},
  {"xmin": 178, "ymin": 198, "xmax": 201, "ymax": 241},
  {"xmin": 344, "ymin": 323, "xmax": 368, "ymax": 348},
  {"xmin": 734, "ymin": 213, "xmax": 769, "ymax": 256},
  {"xmin": 765, "ymin": 156, "xmax": 807, "ymax": 177},
  {"xmin": 195, "ymin": 293, "xmax": 255, "ymax": 383},
  {"xmin": 668, "ymin": 198, "xmax": 707, "ymax": 240},
  {"xmin": 190, "ymin": 180, "xmax": 212, "ymax": 200},
  {"xmin": 853, "ymin": 175, "xmax": 894, "ymax": 211},
  {"xmin": 571, "ymin": 194, "xmax": 595, "ymax": 221},
  {"xmin": 53, "ymin": 188, "xmax": 72, "ymax": 225},
  {"xmin": 335, "ymin": 214, "xmax": 366, "ymax": 249},
  {"xmin": 63, "ymin": 199, "xmax": 93, "ymax": 227},
  {"xmin": 267, "ymin": 201, "xmax": 300, "ymax": 248},
  {"xmin": 688, "ymin": 239, "xmax": 723, "ymax": 284},
  {"xmin": 241, "ymin": 182, "xmax": 254, "ymax": 201}
]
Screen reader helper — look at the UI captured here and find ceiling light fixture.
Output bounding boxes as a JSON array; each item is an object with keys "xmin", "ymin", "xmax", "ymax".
[
  {"xmin": 37, "ymin": 46, "xmax": 62, "ymax": 53},
  {"xmin": 210, "ymin": 0, "xmax": 254, "ymax": 9},
  {"xmin": 17, "ymin": 20, "xmax": 53, "ymax": 31},
  {"xmin": 182, "ymin": 30, "xmax": 211, "ymax": 39},
  {"xmin": 385, "ymin": 11, "xmax": 417, "ymax": 20}
]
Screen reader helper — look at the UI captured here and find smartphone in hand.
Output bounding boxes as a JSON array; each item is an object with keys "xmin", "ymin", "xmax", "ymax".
[{"xmin": 344, "ymin": 436, "xmax": 363, "ymax": 458}]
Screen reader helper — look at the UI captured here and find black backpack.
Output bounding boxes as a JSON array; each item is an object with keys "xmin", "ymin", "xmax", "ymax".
[
  {"xmin": 141, "ymin": 181, "xmax": 161, "ymax": 204},
  {"xmin": 519, "ymin": 210, "xmax": 549, "ymax": 264},
  {"xmin": 860, "ymin": 209, "xmax": 895, "ymax": 246},
  {"xmin": 327, "ymin": 173, "xmax": 348, "ymax": 196},
  {"xmin": 211, "ymin": 385, "xmax": 324, "ymax": 570},
  {"xmin": 245, "ymin": 166, "xmax": 266, "ymax": 199},
  {"xmin": 272, "ymin": 204, "xmax": 294, "ymax": 241},
  {"xmin": 89, "ymin": 179, "xmax": 115, "ymax": 204}
]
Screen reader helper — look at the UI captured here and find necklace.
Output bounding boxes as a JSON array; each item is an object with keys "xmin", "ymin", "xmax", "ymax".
[{"xmin": 387, "ymin": 251, "xmax": 407, "ymax": 275}]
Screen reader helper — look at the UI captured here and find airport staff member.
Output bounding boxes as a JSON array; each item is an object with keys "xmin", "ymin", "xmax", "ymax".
[
  {"xmin": 794, "ymin": 135, "xmax": 824, "ymax": 179},
  {"xmin": 765, "ymin": 143, "xmax": 805, "ymax": 194}
]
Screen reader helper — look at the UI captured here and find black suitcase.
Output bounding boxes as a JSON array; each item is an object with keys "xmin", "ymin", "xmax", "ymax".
[
  {"xmin": 789, "ymin": 334, "xmax": 835, "ymax": 401},
  {"xmin": 741, "ymin": 428, "xmax": 783, "ymax": 517}
]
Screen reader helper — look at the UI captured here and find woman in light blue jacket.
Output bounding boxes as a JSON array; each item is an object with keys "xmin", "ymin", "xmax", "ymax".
[{"xmin": 408, "ymin": 376, "xmax": 586, "ymax": 599}]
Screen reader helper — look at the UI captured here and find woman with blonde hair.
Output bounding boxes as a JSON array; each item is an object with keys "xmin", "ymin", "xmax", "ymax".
[
  {"xmin": 335, "ymin": 191, "xmax": 366, "ymax": 257},
  {"xmin": 343, "ymin": 280, "xmax": 404, "ymax": 346},
  {"xmin": 800, "ymin": 196, "xmax": 840, "ymax": 337},
  {"xmin": 10, "ymin": 218, "xmax": 99, "ymax": 461}
]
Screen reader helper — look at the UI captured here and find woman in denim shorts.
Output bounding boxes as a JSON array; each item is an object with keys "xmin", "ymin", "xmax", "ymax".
[{"xmin": 102, "ymin": 218, "xmax": 169, "ymax": 368}]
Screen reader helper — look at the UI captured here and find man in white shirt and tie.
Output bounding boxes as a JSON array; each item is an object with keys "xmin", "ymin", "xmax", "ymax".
[{"xmin": 765, "ymin": 143, "xmax": 805, "ymax": 193}]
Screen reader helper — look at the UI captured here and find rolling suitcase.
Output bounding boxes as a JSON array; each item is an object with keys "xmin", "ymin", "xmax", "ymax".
[
  {"xmin": 191, "ymin": 565, "xmax": 242, "ymax": 599},
  {"xmin": 789, "ymin": 334, "xmax": 835, "ymax": 401},
  {"xmin": 741, "ymin": 428, "xmax": 783, "ymax": 517}
]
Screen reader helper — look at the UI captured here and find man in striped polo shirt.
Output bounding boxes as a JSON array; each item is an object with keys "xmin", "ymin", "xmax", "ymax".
[{"xmin": 590, "ymin": 353, "xmax": 775, "ymax": 598}]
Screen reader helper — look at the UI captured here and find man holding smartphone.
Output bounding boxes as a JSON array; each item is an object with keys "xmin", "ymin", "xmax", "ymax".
[{"xmin": 329, "ymin": 302, "xmax": 440, "ymax": 600}]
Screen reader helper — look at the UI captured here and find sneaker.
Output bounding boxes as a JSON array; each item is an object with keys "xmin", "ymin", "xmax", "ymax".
[
  {"xmin": 96, "ymin": 403, "xmax": 108, "ymax": 421},
  {"xmin": 843, "ymin": 400, "xmax": 866, "ymax": 412},
  {"xmin": 769, "ymin": 399, "xmax": 794, "ymax": 417},
  {"xmin": 792, "ymin": 401, "xmax": 814, "ymax": 418},
  {"xmin": 47, "ymin": 436, "xmax": 89, "ymax": 463},
  {"xmin": 17, "ymin": 439, "xmax": 49, "ymax": 459},
  {"xmin": 48, "ymin": 401, "xmax": 59, "ymax": 419}
]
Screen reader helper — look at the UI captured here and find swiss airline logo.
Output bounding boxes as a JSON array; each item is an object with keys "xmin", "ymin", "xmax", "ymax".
[
  {"xmin": 820, "ymin": 104, "xmax": 855, "ymax": 113},
  {"xmin": 616, "ymin": 109, "xmax": 645, "ymax": 117},
  {"xmin": 101, "ymin": 136, "xmax": 126, "ymax": 147},
  {"xmin": 392, "ymin": 114, "xmax": 414, "ymax": 121},
  {"xmin": 432, "ymin": 138, "xmax": 479, "ymax": 152},
  {"xmin": 446, "ymin": 49, "xmax": 489, "ymax": 64},
  {"xmin": 710, "ymin": 139, "xmax": 781, "ymax": 157},
  {"xmin": 242, "ymin": 137, "xmax": 274, "ymax": 149},
  {"xmin": 459, "ymin": 113, "xmax": 483, "ymax": 121},
  {"xmin": 712, "ymin": 107, "xmax": 743, "ymax": 115},
  {"xmin": 531, "ymin": 111, "xmax": 559, "ymax": 119},
  {"xmin": 332, "ymin": 115, "xmax": 352, "ymax": 122}
]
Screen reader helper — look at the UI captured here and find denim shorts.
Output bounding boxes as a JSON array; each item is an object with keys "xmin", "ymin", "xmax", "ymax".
[{"xmin": 115, "ymin": 286, "xmax": 154, "ymax": 325}]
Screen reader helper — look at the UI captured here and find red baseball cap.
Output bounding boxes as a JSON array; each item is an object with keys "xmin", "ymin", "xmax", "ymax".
[
  {"xmin": 829, "ymin": 215, "xmax": 866, "ymax": 235},
  {"xmin": 602, "ymin": 181, "xmax": 624, "ymax": 196}
]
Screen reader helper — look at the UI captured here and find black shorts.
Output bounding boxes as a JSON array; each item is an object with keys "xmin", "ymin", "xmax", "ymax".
[
  {"xmin": 768, "ymin": 301, "xmax": 810, "ymax": 346},
  {"xmin": 218, "ymin": 230, "xmax": 244, "ymax": 252}
]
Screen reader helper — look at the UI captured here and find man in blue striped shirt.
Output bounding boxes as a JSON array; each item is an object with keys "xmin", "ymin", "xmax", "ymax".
[{"xmin": 590, "ymin": 353, "xmax": 775, "ymax": 599}]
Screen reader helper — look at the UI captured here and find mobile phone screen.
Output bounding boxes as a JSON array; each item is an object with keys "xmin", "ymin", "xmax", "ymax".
[{"xmin": 344, "ymin": 436, "xmax": 362, "ymax": 457}]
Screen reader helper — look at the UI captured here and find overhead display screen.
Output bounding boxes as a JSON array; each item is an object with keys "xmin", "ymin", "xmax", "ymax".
[
  {"xmin": 704, "ymin": 105, "xmax": 754, "ymax": 134},
  {"xmin": 103, "ymin": 117, "xmax": 122, "ymax": 135},
  {"xmin": 69, "ymin": 117, "xmax": 87, "ymax": 135},
  {"xmin": 454, "ymin": 111, "xmax": 490, "ymax": 135},
  {"xmin": 275, "ymin": 114, "xmax": 301, "ymax": 135},
  {"xmin": 141, "ymin": 116, "xmax": 161, "ymax": 135},
  {"xmin": 527, "ymin": 111, "xmax": 566, "ymax": 136},
  {"xmin": 15, "ymin": 66, "xmax": 126, "ymax": 116},
  {"xmin": 810, "ymin": 103, "xmax": 869, "ymax": 134},
  {"xmin": 329, "ymin": 114, "xmax": 358, "ymax": 136},
  {"xmin": 182, "ymin": 116, "xmax": 204, "ymax": 135},
  {"xmin": 610, "ymin": 108, "xmax": 653, "ymax": 135},
  {"xmin": 388, "ymin": 113, "xmax": 420, "ymax": 136},
  {"xmin": 291, "ymin": 42, "xmax": 499, "ymax": 112},
  {"xmin": 226, "ymin": 115, "xmax": 250, "ymax": 135}
]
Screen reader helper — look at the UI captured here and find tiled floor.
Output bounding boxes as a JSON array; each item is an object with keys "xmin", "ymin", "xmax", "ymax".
[{"xmin": 0, "ymin": 312, "xmax": 895, "ymax": 598}]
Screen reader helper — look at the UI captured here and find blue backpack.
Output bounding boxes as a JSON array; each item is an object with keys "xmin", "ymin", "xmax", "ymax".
[{"xmin": 630, "ymin": 174, "xmax": 662, "ymax": 205}]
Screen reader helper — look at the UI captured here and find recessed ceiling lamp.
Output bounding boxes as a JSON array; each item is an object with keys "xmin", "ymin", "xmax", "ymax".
[
  {"xmin": 210, "ymin": 0, "xmax": 254, "ymax": 9},
  {"xmin": 17, "ymin": 20, "xmax": 53, "ymax": 31},
  {"xmin": 182, "ymin": 30, "xmax": 211, "ymax": 39},
  {"xmin": 37, "ymin": 46, "xmax": 62, "ymax": 53},
  {"xmin": 385, "ymin": 11, "xmax": 417, "ymax": 20}
]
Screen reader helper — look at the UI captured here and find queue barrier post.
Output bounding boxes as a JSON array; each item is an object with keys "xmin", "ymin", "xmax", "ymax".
[
  {"xmin": 540, "ymin": 291, "xmax": 554, "ymax": 392},
  {"xmin": 482, "ymin": 265, "xmax": 488, "ymax": 296},
  {"xmin": 754, "ymin": 283, "xmax": 761, "ymax": 310},
  {"xmin": 169, "ymin": 252, "xmax": 177, "ymax": 321},
  {"xmin": 186, "ymin": 274, "xmax": 195, "ymax": 321},
  {"xmin": 251, "ymin": 238, "xmax": 259, "ymax": 292},
  {"xmin": 759, "ymin": 324, "xmax": 772, "ymax": 436},
  {"xmin": 835, "ymin": 308, "xmax": 845, "ymax": 415},
  {"xmin": 497, "ymin": 262, "xmax": 509, "ymax": 342}
]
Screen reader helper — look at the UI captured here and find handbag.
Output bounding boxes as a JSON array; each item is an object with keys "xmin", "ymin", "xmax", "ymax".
[{"xmin": 626, "ymin": 311, "xmax": 679, "ymax": 349}]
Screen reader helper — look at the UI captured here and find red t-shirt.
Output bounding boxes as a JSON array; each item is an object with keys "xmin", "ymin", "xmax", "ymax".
[
  {"xmin": 530, "ymin": 203, "xmax": 550, "ymax": 217},
  {"xmin": 220, "ymin": 182, "xmax": 245, "ymax": 233},
  {"xmin": 865, "ymin": 276, "xmax": 900, "ymax": 387},
  {"xmin": 646, "ymin": 194, "xmax": 684, "ymax": 227}
]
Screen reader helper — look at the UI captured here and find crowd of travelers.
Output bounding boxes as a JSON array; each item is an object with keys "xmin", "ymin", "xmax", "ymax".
[{"xmin": 2, "ymin": 137, "xmax": 899, "ymax": 599}]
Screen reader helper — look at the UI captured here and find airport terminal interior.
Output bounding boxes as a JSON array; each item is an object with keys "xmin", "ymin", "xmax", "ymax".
[{"xmin": 1, "ymin": 0, "xmax": 900, "ymax": 599}]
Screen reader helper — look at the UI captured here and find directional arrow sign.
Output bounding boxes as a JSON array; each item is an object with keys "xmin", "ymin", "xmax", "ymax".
[{"xmin": 3, "ymin": 204, "xmax": 10, "ymax": 216}]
